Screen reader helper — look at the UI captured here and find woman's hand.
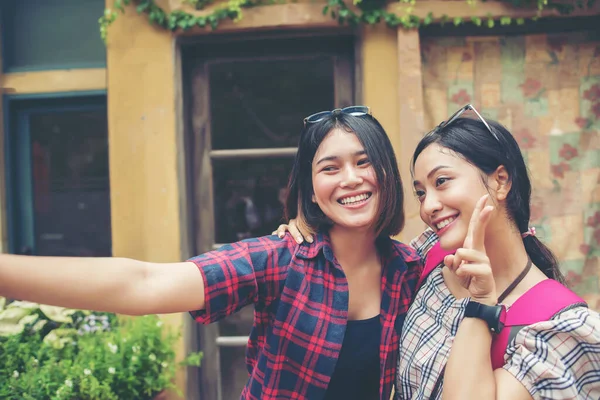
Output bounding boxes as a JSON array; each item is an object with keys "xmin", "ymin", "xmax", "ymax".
[
  {"xmin": 272, "ymin": 219, "xmax": 313, "ymax": 244},
  {"xmin": 443, "ymin": 194, "xmax": 497, "ymax": 305}
]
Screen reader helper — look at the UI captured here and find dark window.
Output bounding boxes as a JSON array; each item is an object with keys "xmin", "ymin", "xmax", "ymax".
[{"xmin": 1, "ymin": 0, "xmax": 106, "ymax": 72}]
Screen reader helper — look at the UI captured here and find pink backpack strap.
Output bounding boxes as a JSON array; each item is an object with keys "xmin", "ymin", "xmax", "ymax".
[
  {"xmin": 416, "ymin": 242, "xmax": 453, "ymax": 290},
  {"xmin": 490, "ymin": 279, "xmax": 587, "ymax": 369}
]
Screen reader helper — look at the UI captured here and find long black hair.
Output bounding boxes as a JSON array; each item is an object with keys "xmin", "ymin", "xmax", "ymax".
[
  {"xmin": 412, "ymin": 117, "xmax": 564, "ymax": 283},
  {"xmin": 285, "ymin": 112, "xmax": 405, "ymax": 238}
]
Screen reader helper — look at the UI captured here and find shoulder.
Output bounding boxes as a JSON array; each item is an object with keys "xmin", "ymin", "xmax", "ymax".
[
  {"xmin": 409, "ymin": 228, "xmax": 439, "ymax": 259},
  {"xmin": 188, "ymin": 234, "xmax": 299, "ymax": 266},
  {"xmin": 512, "ymin": 305, "xmax": 600, "ymax": 352},
  {"xmin": 387, "ymin": 238, "xmax": 422, "ymax": 265},
  {"xmin": 504, "ymin": 306, "xmax": 600, "ymax": 397},
  {"xmin": 549, "ymin": 305, "xmax": 600, "ymax": 335}
]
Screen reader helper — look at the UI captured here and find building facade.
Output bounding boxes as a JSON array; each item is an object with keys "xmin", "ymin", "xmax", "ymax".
[{"xmin": 1, "ymin": 0, "xmax": 599, "ymax": 398}]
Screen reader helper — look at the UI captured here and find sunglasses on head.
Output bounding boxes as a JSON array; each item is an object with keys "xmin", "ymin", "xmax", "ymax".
[
  {"xmin": 430, "ymin": 104, "xmax": 499, "ymax": 141},
  {"xmin": 303, "ymin": 106, "xmax": 371, "ymax": 127}
]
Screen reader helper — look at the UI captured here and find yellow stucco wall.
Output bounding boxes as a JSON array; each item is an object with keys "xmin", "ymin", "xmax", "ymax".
[
  {"xmin": 104, "ymin": 3, "xmax": 188, "ymax": 399},
  {"xmin": 361, "ymin": 24, "xmax": 400, "ymax": 154},
  {"xmin": 2, "ymin": 69, "xmax": 107, "ymax": 94}
]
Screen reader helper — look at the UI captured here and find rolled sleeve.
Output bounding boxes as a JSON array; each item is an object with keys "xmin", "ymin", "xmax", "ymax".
[
  {"xmin": 188, "ymin": 235, "xmax": 295, "ymax": 324},
  {"xmin": 503, "ymin": 307, "xmax": 600, "ymax": 399}
]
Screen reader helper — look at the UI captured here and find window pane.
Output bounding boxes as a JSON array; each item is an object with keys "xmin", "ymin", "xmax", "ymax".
[
  {"xmin": 209, "ymin": 58, "xmax": 335, "ymax": 150},
  {"xmin": 212, "ymin": 157, "xmax": 293, "ymax": 244},
  {"xmin": 29, "ymin": 109, "xmax": 111, "ymax": 256},
  {"xmin": 1, "ymin": 0, "xmax": 106, "ymax": 71}
]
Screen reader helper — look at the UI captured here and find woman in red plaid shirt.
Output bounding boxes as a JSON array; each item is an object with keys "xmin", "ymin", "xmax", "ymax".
[{"xmin": 0, "ymin": 106, "xmax": 422, "ymax": 400}]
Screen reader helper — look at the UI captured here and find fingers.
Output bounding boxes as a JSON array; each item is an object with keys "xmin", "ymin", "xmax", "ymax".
[
  {"xmin": 274, "ymin": 224, "xmax": 297, "ymax": 242},
  {"xmin": 288, "ymin": 223, "xmax": 305, "ymax": 244},
  {"xmin": 289, "ymin": 220, "xmax": 313, "ymax": 243},
  {"xmin": 466, "ymin": 194, "xmax": 494, "ymax": 251},
  {"xmin": 444, "ymin": 249, "xmax": 490, "ymax": 274},
  {"xmin": 444, "ymin": 249, "xmax": 492, "ymax": 278},
  {"xmin": 272, "ymin": 221, "xmax": 314, "ymax": 244}
]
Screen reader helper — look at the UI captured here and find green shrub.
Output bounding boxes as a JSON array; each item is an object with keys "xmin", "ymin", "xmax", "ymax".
[{"xmin": 0, "ymin": 298, "xmax": 202, "ymax": 400}]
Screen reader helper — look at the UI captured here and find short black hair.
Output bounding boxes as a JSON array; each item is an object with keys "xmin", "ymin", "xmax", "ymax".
[{"xmin": 285, "ymin": 112, "xmax": 405, "ymax": 237}]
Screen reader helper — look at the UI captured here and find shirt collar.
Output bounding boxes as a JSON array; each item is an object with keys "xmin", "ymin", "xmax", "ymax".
[
  {"xmin": 295, "ymin": 232, "xmax": 421, "ymax": 264},
  {"xmin": 295, "ymin": 232, "xmax": 334, "ymax": 262}
]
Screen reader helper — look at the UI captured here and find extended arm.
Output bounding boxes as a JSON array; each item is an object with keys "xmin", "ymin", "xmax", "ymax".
[{"xmin": 0, "ymin": 254, "xmax": 204, "ymax": 315}]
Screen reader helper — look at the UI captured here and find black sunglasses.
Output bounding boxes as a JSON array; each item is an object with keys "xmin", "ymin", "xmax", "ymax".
[
  {"xmin": 303, "ymin": 106, "xmax": 371, "ymax": 126},
  {"xmin": 431, "ymin": 104, "xmax": 499, "ymax": 141}
]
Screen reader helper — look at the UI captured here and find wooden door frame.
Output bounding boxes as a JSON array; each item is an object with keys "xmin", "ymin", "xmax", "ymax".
[{"xmin": 181, "ymin": 32, "xmax": 359, "ymax": 400}]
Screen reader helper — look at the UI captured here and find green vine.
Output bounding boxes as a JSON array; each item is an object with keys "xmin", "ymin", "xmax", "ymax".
[{"xmin": 99, "ymin": 0, "xmax": 596, "ymax": 42}]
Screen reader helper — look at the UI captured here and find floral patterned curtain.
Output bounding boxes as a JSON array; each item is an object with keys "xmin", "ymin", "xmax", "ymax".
[{"xmin": 421, "ymin": 31, "xmax": 600, "ymax": 309}]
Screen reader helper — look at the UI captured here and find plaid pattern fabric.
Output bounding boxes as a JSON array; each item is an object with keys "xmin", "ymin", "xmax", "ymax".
[
  {"xmin": 188, "ymin": 232, "xmax": 422, "ymax": 400},
  {"xmin": 409, "ymin": 228, "xmax": 438, "ymax": 260},
  {"xmin": 397, "ymin": 230, "xmax": 600, "ymax": 400}
]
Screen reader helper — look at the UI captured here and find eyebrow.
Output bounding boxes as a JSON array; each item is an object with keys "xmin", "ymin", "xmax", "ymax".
[
  {"xmin": 413, "ymin": 165, "xmax": 451, "ymax": 186},
  {"xmin": 315, "ymin": 150, "xmax": 366, "ymax": 165}
]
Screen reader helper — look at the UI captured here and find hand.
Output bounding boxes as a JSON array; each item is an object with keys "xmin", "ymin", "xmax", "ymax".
[
  {"xmin": 272, "ymin": 219, "xmax": 313, "ymax": 244},
  {"xmin": 443, "ymin": 194, "xmax": 497, "ymax": 305}
]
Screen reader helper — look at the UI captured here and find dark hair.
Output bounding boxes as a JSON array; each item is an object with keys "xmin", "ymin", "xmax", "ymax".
[
  {"xmin": 411, "ymin": 118, "xmax": 564, "ymax": 283},
  {"xmin": 285, "ymin": 113, "xmax": 405, "ymax": 238}
]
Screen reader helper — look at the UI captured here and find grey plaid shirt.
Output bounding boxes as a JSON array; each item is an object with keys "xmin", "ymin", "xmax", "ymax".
[{"xmin": 395, "ymin": 229, "xmax": 600, "ymax": 400}]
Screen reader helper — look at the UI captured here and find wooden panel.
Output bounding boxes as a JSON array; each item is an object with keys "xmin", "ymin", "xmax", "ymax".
[
  {"xmin": 334, "ymin": 54, "xmax": 354, "ymax": 107},
  {"xmin": 210, "ymin": 147, "xmax": 297, "ymax": 159},
  {"xmin": 0, "ymin": 32, "xmax": 6, "ymax": 252},
  {"xmin": 190, "ymin": 61, "xmax": 222, "ymax": 400}
]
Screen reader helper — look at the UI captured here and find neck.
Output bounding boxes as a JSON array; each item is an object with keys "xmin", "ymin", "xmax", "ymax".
[
  {"xmin": 484, "ymin": 218, "xmax": 530, "ymax": 295},
  {"xmin": 329, "ymin": 226, "xmax": 378, "ymax": 270}
]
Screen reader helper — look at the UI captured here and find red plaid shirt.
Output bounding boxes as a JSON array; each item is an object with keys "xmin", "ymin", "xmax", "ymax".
[{"xmin": 189, "ymin": 232, "xmax": 422, "ymax": 400}]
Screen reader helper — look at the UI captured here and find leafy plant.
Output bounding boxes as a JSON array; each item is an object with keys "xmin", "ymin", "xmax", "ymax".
[
  {"xmin": 99, "ymin": 0, "xmax": 597, "ymax": 42},
  {"xmin": 0, "ymin": 298, "xmax": 202, "ymax": 400}
]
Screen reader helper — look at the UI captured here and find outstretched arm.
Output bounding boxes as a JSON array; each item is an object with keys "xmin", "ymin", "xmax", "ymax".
[{"xmin": 0, "ymin": 255, "xmax": 204, "ymax": 316}]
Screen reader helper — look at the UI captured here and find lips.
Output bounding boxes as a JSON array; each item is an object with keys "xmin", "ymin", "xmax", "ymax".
[{"xmin": 338, "ymin": 192, "xmax": 372, "ymax": 205}]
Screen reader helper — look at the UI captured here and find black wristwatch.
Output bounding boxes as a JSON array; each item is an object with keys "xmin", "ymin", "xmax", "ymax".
[{"xmin": 464, "ymin": 300, "xmax": 507, "ymax": 334}]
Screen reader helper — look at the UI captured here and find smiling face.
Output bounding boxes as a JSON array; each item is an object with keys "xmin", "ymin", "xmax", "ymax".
[
  {"xmin": 311, "ymin": 128, "xmax": 380, "ymax": 233},
  {"xmin": 413, "ymin": 143, "xmax": 492, "ymax": 250}
]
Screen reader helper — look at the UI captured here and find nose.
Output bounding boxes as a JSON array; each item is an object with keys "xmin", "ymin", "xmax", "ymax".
[
  {"xmin": 340, "ymin": 165, "xmax": 363, "ymax": 188},
  {"xmin": 421, "ymin": 191, "xmax": 442, "ymax": 218}
]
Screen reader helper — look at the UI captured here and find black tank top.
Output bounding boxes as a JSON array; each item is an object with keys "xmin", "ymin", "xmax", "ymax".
[{"xmin": 323, "ymin": 314, "xmax": 381, "ymax": 400}]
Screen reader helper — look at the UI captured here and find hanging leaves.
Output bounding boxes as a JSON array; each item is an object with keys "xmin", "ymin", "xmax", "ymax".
[{"xmin": 99, "ymin": 0, "xmax": 596, "ymax": 43}]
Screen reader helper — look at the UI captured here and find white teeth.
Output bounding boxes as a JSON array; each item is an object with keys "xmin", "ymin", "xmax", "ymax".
[
  {"xmin": 436, "ymin": 216, "xmax": 456, "ymax": 230},
  {"xmin": 339, "ymin": 193, "xmax": 371, "ymax": 205}
]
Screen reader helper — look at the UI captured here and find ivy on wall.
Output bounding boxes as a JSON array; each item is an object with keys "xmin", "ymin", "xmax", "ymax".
[{"xmin": 99, "ymin": 0, "xmax": 596, "ymax": 41}]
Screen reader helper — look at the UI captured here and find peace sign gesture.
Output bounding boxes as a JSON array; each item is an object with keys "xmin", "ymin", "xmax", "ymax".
[{"xmin": 443, "ymin": 194, "xmax": 498, "ymax": 306}]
